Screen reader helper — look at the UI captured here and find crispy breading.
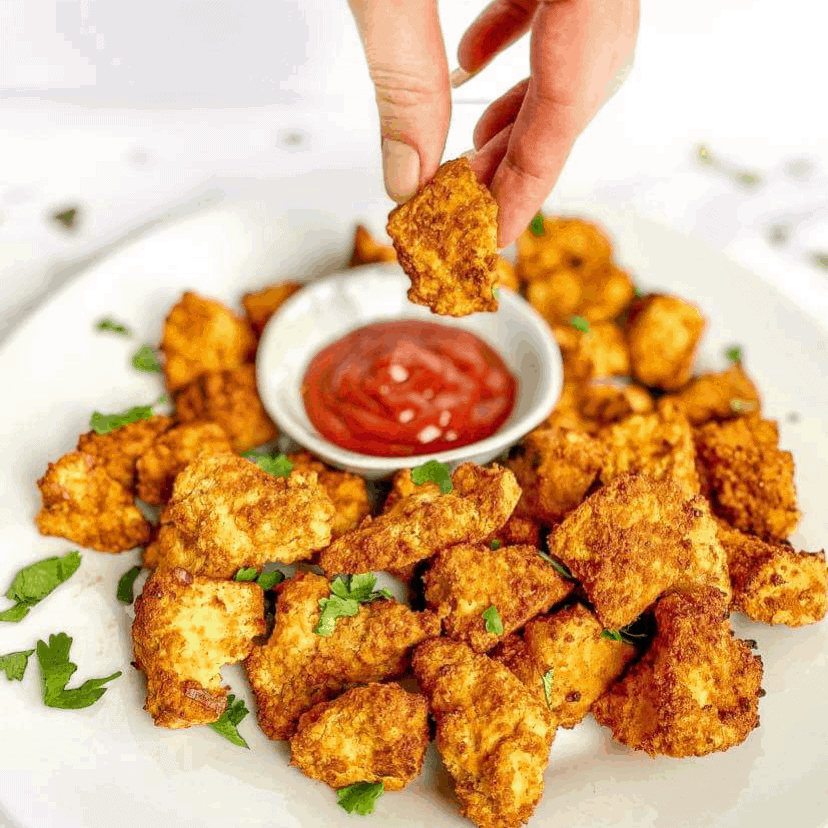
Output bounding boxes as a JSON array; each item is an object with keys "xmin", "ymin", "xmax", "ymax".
[
  {"xmin": 76, "ymin": 415, "xmax": 173, "ymax": 489},
  {"xmin": 132, "ymin": 568, "xmax": 264, "ymax": 728},
  {"xmin": 494, "ymin": 604, "xmax": 637, "ymax": 728},
  {"xmin": 553, "ymin": 322, "xmax": 630, "ymax": 380},
  {"xmin": 156, "ymin": 453, "xmax": 335, "ymax": 577},
  {"xmin": 136, "ymin": 421, "xmax": 233, "ymax": 505},
  {"xmin": 592, "ymin": 589, "xmax": 763, "ymax": 757},
  {"xmin": 526, "ymin": 268, "xmax": 584, "ymax": 323},
  {"xmin": 666, "ymin": 362, "xmax": 761, "ymax": 425},
  {"xmin": 413, "ymin": 638, "xmax": 554, "ymax": 828},
  {"xmin": 382, "ymin": 467, "xmax": 440, "ymax": 513},
  {"xmin": 287, "ymin": 451, "xmax": 370, "ymax": 539},
  {"xmin": 599, "ymin": 400, "xmax": 701, "ymax": 494},
  {"xmin": 174, "ymin": 363, "xmax": 278, "ymax": 453},
  {"xmin": 246, "ymin": 572, "xmax": 439, "ymax": 740},
  {"xmin": 387, "ymin": 158, "xmax": 499, "ymax": 317},
  {"xmin": 577, "ymin": 381, "xmax": 654, "ymax": 429},
  {"xmin": 507, "ymin": 426, "xmax": 605, "ymax": 524},
  {"xmin": 319, "ymin": 463, "xmax": 521, "ymax": 575},
  {"xmin": 424, "ymin": 543, "xmax": 573, "ymax": 652},
  {"xmin": 543, "ymin": 380, "xmax": 591, "ymax": 432},
  {"xmin": 485, "ymin": 513, "xmax": 543, "ymax": 548},
  {"xmin": 348, "ymin": 224, "xmax": 397, "ymax": 267},
  {"xmin": 36, "ymin": 451, "xmax": 151, "ymax": 552},
  {"xmin": 549, "ymin": 474, "xmax": 731, "ymax": 629},
  {"xmin": 495, "ymin": 256, "xmax": 520, "ymax": 291},
  {"xmin": 290, "ymin": 683, "xmax": 429, "ymax": 790},
  {"xmin": 241, "ymin": 282, "xmax": 303, "ymax": 338},
  {"xmin": 694, "ymin": 415, "xmax": 799, "ymax": 540},
  {"xmin": 717, "ymin": 521, "xmax": 827, "ymax": 626},
  {"xmin": 160, "ymin": 291, "xmax": 255, "ymax": 391},
  {"xmin": 626, "ymin": 294, "xmax": 706, "ymax": 390}
]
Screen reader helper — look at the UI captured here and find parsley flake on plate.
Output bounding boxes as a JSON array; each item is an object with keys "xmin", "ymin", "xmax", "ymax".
[
  {"xmin": 490, "ymin": 540, "xmax": 501, "ymax": 551},
  {"xmin": 541, "ymin": 668, "xmax": 554, "ymax": 709},
  {"xmin": 243, "ymin": 451, "xmax": 293, "ymax": 478},
  {"xmin": 529, "ymin": 213, "xmax": 545, "ymax": 236},
  {"xmin": 208, "ymin": 693, "xmax": 250, "ymax": 748},
  {"xmin": 538, "ymin": 552, "xmax": 574, "ymax": 580},
  {"xmin": 96, "ymin": 319, "xmax": 131, "ymax": 336},
  {"xmin": 337, "ymin": 781, "xmax": 384, "ymax": 815},
  {"xmin": 571, "ymin": 316, "xmax": 590, "ymax": 334},
  {"xmin": 36, "ymin": 633, "xmax": 121, "ymax": 709},
  {"xmin": 482, "ymin": 605, "xmax": 503, "ymax": 635},
  {"xmin": 132, "ymin": 344, "xmax": 162, "ymax": 373},
  {"xmin": 411, "ymin": 459, "xmax": 452, "ymax": 494},
  {"xmin": 725, "ymin": 345, "xmax": 743, "ymax": 363},
  {"xmin": 89, "ymin": 404, "xmax": 155, "ymax": 435},
  {"xmin": 0, "ymin": 649, "xmax": 35, "ymax": 681},
  {"xmin": 116, "ymin": 565, "xmax": 143, "ymax": 604},
  {"xmin": 53, "ymin": 207, "xmax": 79, "ymax": 229},
  {"xmin": 234, "ymin": 568, "xmax": 284, "ymax": 590},
  {"xmin": 314, "ymin": 574, "xmax": 392, "ymax": 637},
  {"xmin": 0, "ymin": 550, "xmax": 81, "ymax": 623}
]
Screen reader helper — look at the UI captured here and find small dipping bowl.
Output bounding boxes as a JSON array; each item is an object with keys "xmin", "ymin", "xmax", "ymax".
[{"xmin": 256, "ymin": 264, "xmax": 563, "ymax": 479}]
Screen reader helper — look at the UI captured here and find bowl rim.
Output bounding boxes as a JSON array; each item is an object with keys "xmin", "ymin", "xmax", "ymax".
[{"xmin": 256, "ymin": 265, "xmax": 562, "ymax": 472}]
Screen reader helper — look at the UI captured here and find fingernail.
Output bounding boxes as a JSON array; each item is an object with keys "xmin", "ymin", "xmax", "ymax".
[
  {"xmin": 382, "ymin": 139, "xmax": 421, "ymax": 203},
  {"xmin": 450, "ymin": 66, "xmax": 477, "ymax": 89}
]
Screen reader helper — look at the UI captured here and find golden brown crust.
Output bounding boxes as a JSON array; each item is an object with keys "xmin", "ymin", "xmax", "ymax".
[
  {"xmin": 495, "ymin": 256, "xmax": 520, "ymax": 291},
  {"xmin": 160, "ymin": 291, "xmax": 255, "ymax": 391},
  {"xmin": 387, "ymin": 158, "xmax": 499, "ymax": 317},
  {"xmin": 666, "ymin": 362, "xmax": 761, "ymax": 425},
  {"xmin": 319, "ymin": 463, "xmax": 521, "ymax": 575},
  {"xmin": 36, "ymin": 451, "xmax": 151, "ymax": 552},
  {"xmin": 553, "ymin": 322, "xmax": 630, "ymax": 381},
  {"xmin": 592, "ymin": 589, "xmax": 763, "ymax": 757},
  {"xmin": 136, "ymin": 421, "xmax": 233, "ymax": 505},
  {"xmin": 626, "ymin": 294, "xmax": 706, "ymax": 390},
  {"xmin": 348, "ymin": 224, "xmax": 398, "ymax": 267},
  {"xmin": 423, "ymin": 543, "xmax": 573, "ymax": 652},
  {"xmin": 174, "ymin": 363, "xmax": 278, "ymax": 453},
  {"xmin": 549, "ymin": 473, "xmax": 731, "ymax": 629},
  {"xmin": 132, "ymin": 568, "xmax": 264, "ymax": 728},
  {"xmin": 241, "ymin": 282, "xmax": 303, "ymax": 338},
  {"xmin": 577, "ymin": 381, "xmax": 655, "ymax": 429},
  {"xmin": 246, "ymin": 572, "xmax": 440, "ymax": 740},
  {"xmin": 485, "ymin": 513, "xmax": 544, "ymax": 549},
  {"xmin": 413, "ymin": 638, "xmax": 554, "ymax": 828},
  {"xmin": 290, "ymin": 683, "xmax": 429, "ymax": 790}
]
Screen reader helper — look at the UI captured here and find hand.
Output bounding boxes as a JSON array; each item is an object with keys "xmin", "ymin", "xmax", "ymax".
[{"xmin": 348, "ymin": 0, "xmax": 639, "ymax": 248}]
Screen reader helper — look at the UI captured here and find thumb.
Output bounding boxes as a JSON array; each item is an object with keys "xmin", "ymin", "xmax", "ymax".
[{"xmin": 349, "ymin": 0, "xmax": 451, "ymax": 202}]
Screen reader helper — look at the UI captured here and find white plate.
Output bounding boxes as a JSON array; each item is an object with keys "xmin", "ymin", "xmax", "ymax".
[{"xmin": 0, "ymin": 170, "xmax": 826, "ymax": 828}]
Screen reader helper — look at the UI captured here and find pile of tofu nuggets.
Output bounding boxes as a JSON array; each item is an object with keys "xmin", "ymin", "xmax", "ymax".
[{"xmin": 34, "ymin": 211, "xmax": 828, "ymax": 828}]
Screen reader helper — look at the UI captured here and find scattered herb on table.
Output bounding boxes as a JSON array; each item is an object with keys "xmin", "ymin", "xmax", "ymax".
[
  {"xmin": 0, "ymin": 551, "xmax": 81, "ymax": 623},
  {"xmin": 97, "ymin": 319, "xmax": 132, "ymax": 336},
  {"xmin": 337, "ymin": 782, "xmax": 384, "ymax": 815},
  {"xmin": 90, "ymin": 404, "xmax": 155, "ymax": 435},
  {"xmin": 208, "ymin": 694, "xmax": 250, "ymax": 748},
  {"xmin": 116, "ymin": 565, "xmax": 143, "ymax": 604},
  {"xmin": 132, "ymin": 344, "xmax": 162, "ymax": 373},
  {"xmin": 0, "ymin": 649, "xmax": 35, "ymax": 681}
]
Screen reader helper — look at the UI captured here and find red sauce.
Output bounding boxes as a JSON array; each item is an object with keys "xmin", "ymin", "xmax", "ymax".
[{"xmin": 302, "ymin": 320, "xmax": 517, "ymax": 457}]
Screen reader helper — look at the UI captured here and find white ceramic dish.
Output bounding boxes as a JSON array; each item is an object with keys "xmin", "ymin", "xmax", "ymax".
[
  {"xmin": 256, "ymin": 266, "xmax": 562, "ymax": 478},
  {"xmin": 0, "ymin": 171, "xmax": 827, "ymax": 828}
]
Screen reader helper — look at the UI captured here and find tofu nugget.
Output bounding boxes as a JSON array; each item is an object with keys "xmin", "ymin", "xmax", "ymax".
[
  {"xmin": 413, "ymin": 639, "xmax": 554, "ymax": 828},
  {"xmin": 136, "ymin": 421, "xmax": 233, "ymax": 505},
  {"xmin": 424, "ymin": 543, "xmax": 573, "ymax": 652},
  {"xmin": 526, "ymin": 268, "xmax": 585, "ymax": 324},
  {"xmin": 507, "ymin": 425, "xmax": 605, "ymax": 524},
  {"xmin": 387, "ymin": 157, "xmax": 499, "ymax": 317},
  {"xmin": 694, "ymin": 414, "xmax": 799, "ymax": 540},
  {"xmin": 495, "ymin": 604, "xmax": 636, "ymax": 728},
  {"xmin": 241, "ymin": 281, "xmax": 302, "ymax": 338},
  {"xmin": 577, "ymin": 380, "xmax": 654, "ymax": 431},
  {"xmin": 348, "ymin": 224, "xmax": 397, "ymax": 267},
  {"xmin": 36, "ymin": 451, "xmax": 151, "ymax": 552},
  {"xmin": 290, "ymin": 683, "xmax": 429, "ymax": 790},
  {"xmin": 174, "ymin": 363, "xmax": 278, "ymax": 453},
  {"xmin": 599, "ymin": 400, "xmax": 700, "ymax": 494},
  {"xmin": 666, "ymin": 362, "xmax": 761, "ymax": 425},
  {"xmin": 592, "ymin": 589, "xmax": 763, "ymax": 757},
  {"xmin": 626, "ymin": 294, "xmax": 706, "ymax": 390},
  {"xmin": 718, "ymin": 521, "xmax": 827, "ymax": 626},
  {"xmin": 485, "ymin": 513, "xmax": 543, "ymax": 549},
  {"xmin": 160, "ymin": 291, "xmax": 255, "ymax": 391},
  {"xmin": 157, "ymin": 453, "xmax": 335, "ymax": 577},
  {"xmin": 319, "ymin": 463, "xmax": 520, "ymax": 575},
  {"xmin": 132, "ymin": 568, "xmax": 264, "ymax": 728},
  {"xmin": 553, "ymin": 321, "xmax": 630, "ymax": 381},
  {"xmin": 246, "ymin": 572, "xmax": 439, "ymax": 739},
  {"xmin": 288, "ymin": 451, "xmax": 370, "ymax": 538},
  {"xmin": 549, "ymin": 474, "xmax": 730, "ymax": 629}
]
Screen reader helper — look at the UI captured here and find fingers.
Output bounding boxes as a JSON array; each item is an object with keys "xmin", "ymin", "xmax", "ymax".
[
  {"xmin": 472, "ymin": 78, "xmax": 529, "ymax": 150},
  {"xmin": 349, "ymin": 0, "xmax": 451, "ymax": 202},
  {"xmin": 457, "ymin": 0, "xmax": 538, "ymax": 74}
]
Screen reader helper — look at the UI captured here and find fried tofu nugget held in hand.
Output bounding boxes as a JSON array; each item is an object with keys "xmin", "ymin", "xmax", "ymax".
[
  {"xmin": 494, "ymin": 604, "xmax": 636, "ymax": 729},
  {"xmin": 174, "ymin": 363, "xmax": 278, "ymax": 453},
  {"xmin": 694, "ymin": 415, "xmax": 799, "ymax": 541},
  {"xmin": 36, "ymin": 451, "xmax": 151, "ymax": 552},
  {"xmin": 246, "ymin": 572, "xmax": 439, "ymax": 740},
  {"xmin": 348, "ymin": 224, "xmax": 398, "ymax": 267},
  {"xmin": 666, "ymin": 362, "xmax": 761, "ymax": 425},
  {"xmin": 718, "ymin": 521, "xmax": 827, "ymax": 626},
  {"xmin": 241, "ymin": 282, "xmax": 303, "ymax": 339},
  {"xmin": 387, "ymin": 158, "xmax": 499, "ymax": 317},
  {"xmin": 132, "ymin": 568, "xmax": 264, "ymax": 728},
  {"xmin": 549, "ymin": 474, "xmax": 730, "ymax": 629},
  {"xmin": 156, "ymin": 453, "xmax": 334, "ymax": 577},
  {"xmin": 136, "ymin": 421, "xmax": 233, "ymax": 505},
  {"xmin": 319, "ymin": 463, "xmax": 521, "ymax": 575},
  {"xmin": 290, "ymin": 683, "xmax": 429, "ymax": 791},
  {"xmin": 413, "ymin": 639, "xmax": 555, "ymax": 828},
  {"xmin": 160, "ymin": 291, "xmax": 255, "ymax": 392},
  {"xmin": 424, "ymin": 543, "xmax": 573, "ymax": 652},
  {"xmin": 592, "ymin": 589, "xmax": 763, "ymax": 757}
]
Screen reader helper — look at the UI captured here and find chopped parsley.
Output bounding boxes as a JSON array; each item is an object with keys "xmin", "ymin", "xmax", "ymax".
[
  {"xmin": 731, "ymin": 399, "xmax": 756, "ymax": 414},
  {"xmin": 132, "ymin": 344, "xmax": 162, "ymax": 373},
  {"xmin": 208, "ymin": 693, "xmax": 250, "ymax": 748},
  {"xmin": 337, "ymin": 781, "xmax": 384, "ymax": 815},
  {"xmin": 116, "ymin": 565, "xmax": 142, "ymax": 604},
  {"xmin": 0, "ymin": 649, "xmax": 35, "ymax": 681},
  {"xmin": 725, "ymin": 345, "xmax": 743, "ymax": 363},
  {"xmin": 538, "ymin": 552, "xmax": 574, "ymax": 580},
  {"xmin": 314, "ymin": 574, "xmax": 393, "ymax": 637},
  {"xmin": 89, "ymin": 404, "xmax": 154, "ymax": 435},
  {"xmin": 234, "ymin": 568, "xmax": 257, "ymax": 582},
  {"xmin": 571, "ymin": 316, "xmax": 590, "ymax": 334},
  {"xmin": 96, "ymin": 319, "xmax": 131, "ymax": 336},
  {"xmin": 493, "ymin": 287, "xmax": 500, "ymax": 299},
  {"xmin": 490, "ymin": 540, "xmax": 502, "ymax": 551},
  {"xmin": 541, "ymin": 669, "xmax": 554, "ymax": 709},
  {"xmin": 53, "ymin": 207, "xmax": 79, "ymax": 229},
  {"xmin": 243, "ymin": 451, "xmax": 293, "ymax": 478},
  {"xmin": 601, "ymin": 629, "xmax": 623, "ymax": 642},
  {"xmin": 482, "ymin": 605, "xmax": 503, "ymax": 635},
  {"xmin": 529, "ymin": 213, "xmax": 545, "ymax": 236},
  {"xmin": 233, "ymin": 568, "xmax": 284, "ymax": 590},
  {"xmin": 602, "ymin": 624, "xmax": 647, "ymax": 644},
  {"xmin": 36, "ymin": 633, "xmax": 121, "ymax": 709},
  {"xmin": 411, "ymin": 460, "xmax": 452, "ymax": 494},
  {"xmin": 0, "ymin": 551, "xmax": 81, "ymax": 623}
]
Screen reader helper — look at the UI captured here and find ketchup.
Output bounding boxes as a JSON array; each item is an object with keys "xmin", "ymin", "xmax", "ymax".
[{"xmin": 301, "ymin": 320, "xmax": 517, "ymax": 457}]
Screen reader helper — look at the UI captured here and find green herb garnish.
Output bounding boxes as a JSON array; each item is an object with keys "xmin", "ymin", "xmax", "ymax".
[
  {"xmin": 243, "ymin": 452, "xmax": 293, "ymax": 478},
  {"xmin": 490, "ymin": 540, "xmax": 501, "ymax": 551},
  {"xmin": 538, "ymin": 552, "xmax": 574, "ymax": 580},
  {"xmin": 0, "ymin": 551, "xmax": 81, "ymax": 623},
  {"xmin": 89, "ymin": 404, "xmax": 154, "ymax": 435},
  {"xmin": 337, "ymin": 782, "xmax": 384, "ymax": 815},
  {"xmin": 234, "ymin": 567, "xmax": 258, "ymax": 582},
  {"xmin": 482, "ymin": 605, "xmax": 503, "ymax": 635},
  {"xmin": 116, "ymin": 565, "xmax": 142, "ymax": 604},
  {"xmin": 53, "ymin": 207, "xmax": 78, "ymax": 229},
  {"xmin": 234, "ymin": 568, "xmax": 284, "ymax": 590},
  {"xmin": 97, "ymin": 319, "xmax": 131, "ymax": 336},
  {"xmin": 411, "ymin": 460, "xmax": 452, "ymax": 494},
  {"xmin": 0, "ymin": 649, "xmax": 35, "ymax": 681},
  {"xmin": 602, "ymin": 624, "xmax": 646, "ymax": 644},
  {"xmin": 541, "ymin": 669, "xmax": 554, "ymax": 709},
  {"xmin": 314, "ymin": 574, "xmax": 393, "ymax": 637},
  {"xmin": 731, "ymin": 399, "xmax": 756, "ymax": 414},
  {"xmin": 601, "ymin": 629, "xmax": 623, "ymax": 642},
  {"xmin": 571, "ymin": 316, "xmax": 589, "ymax": 333},
  {"xmin": 208, "ymin": 693, "xmax": 250, "ymax": 748},
  {"xmin": 529, "ymin": 213, "xmax": 545, "ymax": 236},
  {"xmin": 132, "ymin": 344, "xmax": 162, "ymax": 373},
  {"xmin": 725, "ymin": 345, "xmax": 743, "ymax": 363}
]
